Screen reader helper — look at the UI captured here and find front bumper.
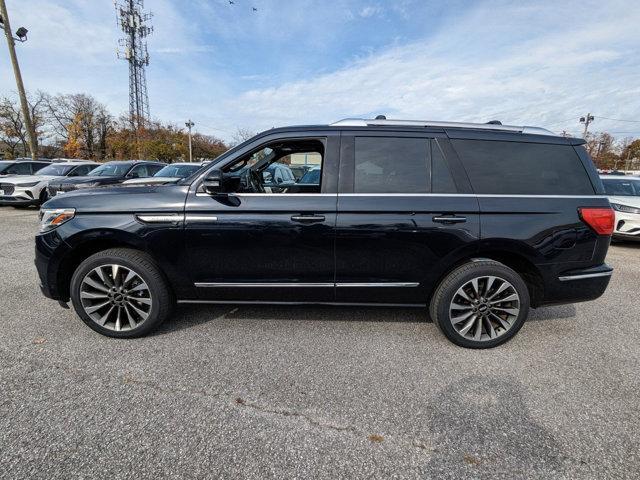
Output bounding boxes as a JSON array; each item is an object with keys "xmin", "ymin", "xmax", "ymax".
[
  {"xmin": 0, "ymin": 185, "xmax": 40, "ymax": 205},
  {"xmin": 35, "ymin": 229, "xmax": 72, "ymax": 301},
  {"xmin": 0, "ymin": 194, "xmax": 39, "ymax": 206},
  {"xmin": 613, "ymin": 210, "xmax": 640, "ymax": 240}
]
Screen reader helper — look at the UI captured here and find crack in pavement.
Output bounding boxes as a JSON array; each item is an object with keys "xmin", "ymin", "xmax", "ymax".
[
  {"xmin": 1, "ymin": 347, "xmax": 433, "ymax": 456},
  {"xmin": 233, "ymin": 396, "xmax": 434, "ymax": 455}
]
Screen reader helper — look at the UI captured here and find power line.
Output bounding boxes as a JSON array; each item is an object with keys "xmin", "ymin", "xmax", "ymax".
[{"xmin": 597, "ymin": 116, "xmax": 640, "ymax": 124}]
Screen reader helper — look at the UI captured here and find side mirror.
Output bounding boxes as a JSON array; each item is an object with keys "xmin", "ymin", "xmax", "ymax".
[{"xmin": 202, "ymin": 169, "xmax": 223, "ymax": 194}]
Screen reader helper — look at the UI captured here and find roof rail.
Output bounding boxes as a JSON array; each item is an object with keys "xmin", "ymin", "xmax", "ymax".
[{"xmin": 329, "ymin": 118, "xmax": 557, "ymax": 136}]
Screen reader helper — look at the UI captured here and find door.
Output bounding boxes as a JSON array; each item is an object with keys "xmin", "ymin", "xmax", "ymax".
[
  {"xmin": 335, "ymin": 133, "xmax": 480, "ymax": 304},
  {"xmin": 185, "ymin": 132, "xmax": 339, "ymax": 302}
]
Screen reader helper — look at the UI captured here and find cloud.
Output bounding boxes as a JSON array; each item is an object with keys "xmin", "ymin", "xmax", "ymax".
[
  {"xmin": 359, "ymin": 5, "xmax": 384, "ymax": 18},
  {"xmin": 0, "ymin": 0, "xmax": 638, "ymax": 143},
  {"xmin": 205, "ymin": 0, "xmax": 640, "ymax": 139}
]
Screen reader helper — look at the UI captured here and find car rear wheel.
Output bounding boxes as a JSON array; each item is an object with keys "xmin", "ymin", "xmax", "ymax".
[
  {"xmin": 429, "ymin": 260, "xmax": 530, "ymax": 349},
  {"xmin": 70, "ymin": 248, "xmax": 174, "ymax": 338}
]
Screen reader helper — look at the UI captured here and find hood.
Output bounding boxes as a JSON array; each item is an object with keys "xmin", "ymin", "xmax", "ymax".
[
  {"xmin": 2, "ymin": 174, "xmax": 56, "ymax": 185},
  {"xmin": 608, "ymin": 196, "xmax": 640, "ymax": 209},
  {"xmin": 123, "ymin": 177, "xmax": 181, "ymax": 185},
  {"xmin": 42, "ymin": 184, "xmax": 190, "ymax": 213},
  {"xmin": 49, "ymin": 175, "xmax": 120, "ymax": 186}
]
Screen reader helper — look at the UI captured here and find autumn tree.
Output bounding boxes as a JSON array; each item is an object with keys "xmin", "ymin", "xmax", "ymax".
[{"xmin": 42, "ymin": 93, "xmax": 112, "ymax": 159}]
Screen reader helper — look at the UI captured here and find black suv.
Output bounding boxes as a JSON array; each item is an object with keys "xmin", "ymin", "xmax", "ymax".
[
  {"xmin": 35, "ymin": 119, "xmax": 614, "ymax": 348},
  {"xmin": 46, "ymin": 160, "xmax": 164, "ymax": 197}
]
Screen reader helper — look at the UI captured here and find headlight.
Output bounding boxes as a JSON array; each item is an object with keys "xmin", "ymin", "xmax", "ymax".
[
  {"xmin": 39, "ymin": 208, "xmax": 75, "ymax": 232},
  {"xmin": 16, "ymin": 181, "xmax": 39, "ymax": 187},
  {"xmin": 610, "ymin": 203, "xmax": 640, "ymax": 214},
  {"xmin": 75, "ymin": 182, "xmax": 100, "ymax": 189}
]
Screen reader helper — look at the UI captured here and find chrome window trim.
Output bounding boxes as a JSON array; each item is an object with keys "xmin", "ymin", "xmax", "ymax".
[
  {"xmin": 558, "ymin": 271, "xmax": 613, "ymax": 282},
  {"xmin": 194, "ymin": 192, "xmax": 337, "ymax": 197},
  {"xmin": 194, "ymin": 192, "xmax": 604, "ymax": 199}
]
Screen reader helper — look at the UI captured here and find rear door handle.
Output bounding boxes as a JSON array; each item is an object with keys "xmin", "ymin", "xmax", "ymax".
[
  {"xmin": 433, "ymin": 215, "xmax": 467, "ymax": 224},
  {"xmin": 291, "ymin": 214, "xmax": 325, "ymax": 223}
]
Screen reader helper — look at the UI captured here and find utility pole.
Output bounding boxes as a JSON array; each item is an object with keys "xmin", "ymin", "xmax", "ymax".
[
  {"xmin": 0, "ymin": 0, "xmax": 37, "ymax": 159},
  {"xmin": 580, "ymin": 113, "xmax": 594, "ymax": 139},
  {"xmin": 115, "ymin": 0, "xmax": 153, "ymax": 130},
  {"xmin": 185, "ymin": 120, "xmax": 194, "ymax": 162}
]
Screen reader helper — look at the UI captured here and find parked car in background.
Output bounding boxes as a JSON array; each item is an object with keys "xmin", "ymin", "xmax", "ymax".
[
  {"xmin": 297, "ymin": 165, "xmax": 321, "ymax": 185},
  {"xmin": 36, "ymin": 117, "xmax": 614, "ymax": 349},
  {"xmin": 122, "ymin": 162, "xmax": 206, "ymax": 186},
  {"xmin": 47, "ymin": 160, "xmax": 164, "ymax": 197},
  {"xmin": 601, "ymin": 175, "xmax": 640, "ymax": 241},
  {"xmin": 0, "ymin": 159, "xmax": 51, "ymax": 178},
  {"xmin": 289, "ymin": 164, "xmax": 316, "ymax": 181},
  {"xmin": 0, "ymin": 161, "xmax": 99, "ymax": 207},
  {"xmin": 263, "ymin": 162, "xmax": 296, "ymax": 191}
]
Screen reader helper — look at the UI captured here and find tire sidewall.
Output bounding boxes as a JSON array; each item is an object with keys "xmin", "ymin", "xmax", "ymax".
[
  {"xmin": 70, "ymin": 251, "xmax": 166, "ymax": 338},
  {"xmin": 435, "ymin": 263, "xmax": 530, "ymax": 349}
]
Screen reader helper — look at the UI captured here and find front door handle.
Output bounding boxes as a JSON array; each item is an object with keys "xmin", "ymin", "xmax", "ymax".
[
  {"xmin": 433, "ymin": 215, "xmax": 467, "ymax": 224},
  {"xmin": 291, "ymin": 214, "xmax": 325, "ymax": 223}
]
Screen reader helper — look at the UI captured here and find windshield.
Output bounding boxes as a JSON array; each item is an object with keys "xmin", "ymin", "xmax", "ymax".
[
  {"xmin": 603, "ymin": 178, "xmax": 640, "ymax": 196},
  {"xmin": 154, "ymin": 164, "xmax": 203, "ymax": 178},
  {"xmin": 35, "ymin": 164, "xmax": 74, "ymax": 176},
  {"xmin": 88, "ymin": 163, "xmax": 131, "ymax": 177},
  {"xmin": 0, "ymin": 161, "xmax": 12, "ymax": 173}
]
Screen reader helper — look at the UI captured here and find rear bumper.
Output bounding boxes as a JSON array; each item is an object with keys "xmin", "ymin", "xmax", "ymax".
[{"xmin": 538, "ymin": 263, "xmax": 613, "ymax": 307}]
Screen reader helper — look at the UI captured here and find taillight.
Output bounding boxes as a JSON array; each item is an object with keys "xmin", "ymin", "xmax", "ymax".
[{"xmin": 579, "ymin": 207, "xmax": 615, "ymax": 235}]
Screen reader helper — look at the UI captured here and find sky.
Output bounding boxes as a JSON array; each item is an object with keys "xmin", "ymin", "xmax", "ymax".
[{"xmin": 1, "ymin": 0, "xmax": 639, "ymax": 142}]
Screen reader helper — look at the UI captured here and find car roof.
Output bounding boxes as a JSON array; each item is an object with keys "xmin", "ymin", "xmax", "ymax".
[
  {"xmin": 102, "ymin": 160, "xmax": 163, "ymax": 165},
  {"xmin": 55, "ymin": 162, "xmax": 99, "ymax": 166},
  {"xmin": 600, "ymin": 175, "xmax": 639, "ymax": 180},
  {"xmin": 160, "ymin": 162, "xmax": 200, "ymax": 167},
  {"xmin": 254, "ymin": 117, "xmax": 584, "ymax": 145}
]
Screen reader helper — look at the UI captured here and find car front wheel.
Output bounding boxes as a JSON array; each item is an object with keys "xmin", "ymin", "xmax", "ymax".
[
  {"xmin": 429, "ymin": 260, "xmax": 530, "ymax": 348},
  {"xmin": 70, "ymin": 248, "xmax": 174, "ymax": 338}
]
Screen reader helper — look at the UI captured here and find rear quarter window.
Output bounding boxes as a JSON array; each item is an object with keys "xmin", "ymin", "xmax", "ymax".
[{"xmin": 451, "ymin": 139, "xmax": 595, "ymax": 195}]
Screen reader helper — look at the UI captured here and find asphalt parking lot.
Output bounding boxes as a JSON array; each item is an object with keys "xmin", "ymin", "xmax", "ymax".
[{"xmin": 0, "ymin": 208, "xmax": 638, "ymax": 479}]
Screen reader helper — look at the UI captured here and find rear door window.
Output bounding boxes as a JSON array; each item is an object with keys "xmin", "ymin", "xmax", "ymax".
[
  {"xmin": 354, "ymin": 137, "xmax": 430, "ymax": 193},
  {"xmin": 451, "ymin": 140, "xmax": 594, "ymax": 195}
]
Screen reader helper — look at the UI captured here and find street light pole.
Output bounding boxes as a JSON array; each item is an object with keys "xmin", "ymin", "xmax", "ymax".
[
  {"xmin": 0, "ymin": 0, "xmax": 37, "ymax": 160},
  {"xmin": 185, "ymin": 119, "xmax": 194, "ymax": 162}
]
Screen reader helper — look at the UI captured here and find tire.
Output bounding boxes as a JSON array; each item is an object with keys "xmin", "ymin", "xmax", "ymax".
[
  {"xmin": 429, "ymin": 259, "xmax": 530, "ymax": 349},
  {"xmin": 70, "ymin": 248, "xmax": 174, "ymax": 338}
]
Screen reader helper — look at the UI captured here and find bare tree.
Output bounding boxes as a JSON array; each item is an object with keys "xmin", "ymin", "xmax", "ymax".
[
  {"xmin": 0, "ymin": 92, "xmax": 46, "ymax": 158},
  {"xmin": 230, "ymin": 127, "xmax": 256, "ymax": 147},
  {"xmin": 42, "ymin": 93, "xmax": 112, "ymax": 159}
]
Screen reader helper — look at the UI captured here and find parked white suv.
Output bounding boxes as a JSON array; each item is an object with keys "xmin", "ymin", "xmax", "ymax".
[
  {"xmin": 0, "ymin": 161, "xmax": 98, "ymax": 207},
  {"xmin": 601, "ymin": 175, "xmax": 640, "ymax": 241}
]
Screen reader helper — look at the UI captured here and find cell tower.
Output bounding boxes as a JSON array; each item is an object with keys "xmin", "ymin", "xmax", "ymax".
[{"xmin": 115, "ymin": 0, "xmax": 153, "ymax": 129}]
